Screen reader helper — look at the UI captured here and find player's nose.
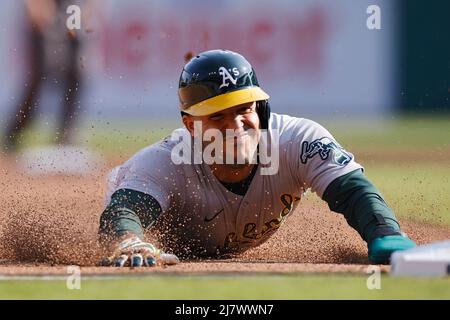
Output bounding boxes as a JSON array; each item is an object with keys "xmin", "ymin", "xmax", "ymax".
[{"xmin": 224, "ymin": 114, "xmax": 245, "ymax": 131}]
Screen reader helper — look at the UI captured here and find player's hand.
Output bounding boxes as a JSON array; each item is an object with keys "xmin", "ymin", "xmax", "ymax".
[
  {"xmin": 368, "ymin": 234, "xmax": 416, "ymax": 265},
  {"xmin": 102, "ymin": 236, "xmax": 180, "ymax": 267}
]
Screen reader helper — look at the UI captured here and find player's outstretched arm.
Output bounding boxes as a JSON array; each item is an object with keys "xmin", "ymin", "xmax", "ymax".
[
  {"xmin": 98, "ymin": 188, "xmax": 179, "ymax": 267},
  {"xmin": 322, "ymin": 169, "xmax": 416, "ymax": 264}
]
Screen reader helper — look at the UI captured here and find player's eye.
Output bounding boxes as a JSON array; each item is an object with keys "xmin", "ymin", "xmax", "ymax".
[{"xmin": 237, "ymin": 107, "xmax": 253, "ymax": 114}]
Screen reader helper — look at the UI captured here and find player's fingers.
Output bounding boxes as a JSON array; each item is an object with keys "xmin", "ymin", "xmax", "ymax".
[
  {"xmin": 159, "ymin": 253, "xmax": 180, "ymax": 265},
  {"xmin": 130, "ymin": 253, "xmax": 143, "ymax": 267},
  {"xmin": 114, "ymin": 254, "xmax": 129, "ymax": 267},
  {"xmin": 144, "ymin": 256, "xmax": 157, "ymax": 267},
  {"xmin": 99, "ymin": 257, "xmax": 114, "ymax": 266},
  {"xmin": 142, "ymin": 251, "xmax": 157, "ymax": 267}
]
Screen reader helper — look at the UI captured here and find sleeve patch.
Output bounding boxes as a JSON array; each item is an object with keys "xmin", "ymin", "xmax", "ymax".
[{"xmin": 300, "ymin": 137, "xmax": 353, "ymax": 166}]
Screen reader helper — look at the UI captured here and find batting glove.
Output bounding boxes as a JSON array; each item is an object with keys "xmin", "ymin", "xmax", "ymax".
[
  {"xmin": 102, "ymin": 236, "xmax": 180, "ymax": 268},
  {"xmin": 368, "ymin": 234, "xmax": 416, "ymax": 265}
]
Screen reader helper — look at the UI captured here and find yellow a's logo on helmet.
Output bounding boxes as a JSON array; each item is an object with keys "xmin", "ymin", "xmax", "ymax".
[{"xmin": 218, "ymin": 66, "xmax": 240, "ymax": 89}]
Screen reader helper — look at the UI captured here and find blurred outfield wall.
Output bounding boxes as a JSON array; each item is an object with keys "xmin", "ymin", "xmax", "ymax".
[
  {"xmin": 398, "ymin": 0, "xmax": 450, "ymax": 113},
  {"xmin": 0, "ymin": 0, "xmax": 398, "ymax": 123}
]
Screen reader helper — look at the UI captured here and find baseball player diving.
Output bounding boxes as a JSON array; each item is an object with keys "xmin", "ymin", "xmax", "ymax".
[{"xmin": 98, "ymin": 49, "xmax": 416, "ymax": 267}]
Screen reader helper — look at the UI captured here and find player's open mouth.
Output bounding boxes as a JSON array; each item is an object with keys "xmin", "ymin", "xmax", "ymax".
[
  {"xmin": 224, "ymin": 129, "xmax": 255, "ymax": 139},
  {"xmin": 224, "ymin": 132, "xmax": 250, "ymax": 146}
]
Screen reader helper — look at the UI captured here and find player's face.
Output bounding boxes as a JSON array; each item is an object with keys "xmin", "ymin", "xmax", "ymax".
[{"xmin": 183, "ymin": 101, "xmax": 261, "ymax": 165}]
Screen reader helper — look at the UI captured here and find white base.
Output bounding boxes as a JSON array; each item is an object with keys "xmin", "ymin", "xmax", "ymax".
[
  {"xmin": 17, "ymin": 145, "xmax": 103, "ymax": 176},
  {"xmin": 391, "ymin": 240, "xmax": 450, "ymax": 277}
]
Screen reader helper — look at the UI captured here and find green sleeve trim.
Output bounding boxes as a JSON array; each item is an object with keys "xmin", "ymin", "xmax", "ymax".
[
  {"xmin": 322, "ymin": 169, "xmax": 400, "ymax": 243},
  {"xmin": 99, "ymin": 188, "xmax": 163, "ymax": 239}
]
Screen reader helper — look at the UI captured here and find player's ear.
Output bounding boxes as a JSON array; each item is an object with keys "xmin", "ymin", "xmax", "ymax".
[{"xmin": 182, "ymin": 114, "xmax": 195, "ymax": 136}]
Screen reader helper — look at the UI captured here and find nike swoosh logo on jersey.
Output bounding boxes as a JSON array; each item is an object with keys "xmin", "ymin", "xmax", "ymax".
[{"xmin": 204, "ymin": 209, "xmax": 224, "ymax": 222}]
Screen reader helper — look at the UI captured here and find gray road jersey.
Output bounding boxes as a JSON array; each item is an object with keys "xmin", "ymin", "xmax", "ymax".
[{"xmin": 105, "ymin": 113, "xmax": 363, "ymax": 256}]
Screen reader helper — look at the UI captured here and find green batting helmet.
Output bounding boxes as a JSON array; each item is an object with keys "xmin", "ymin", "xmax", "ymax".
[{"xmin": 178, "ymin": 49, "xmax": 270, "ymax": 117}]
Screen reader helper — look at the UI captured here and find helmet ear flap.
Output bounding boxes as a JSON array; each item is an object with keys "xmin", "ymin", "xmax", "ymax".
[{"xmin": 256, "ymin": 100, "xmax": 271, "ymax": 130}]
